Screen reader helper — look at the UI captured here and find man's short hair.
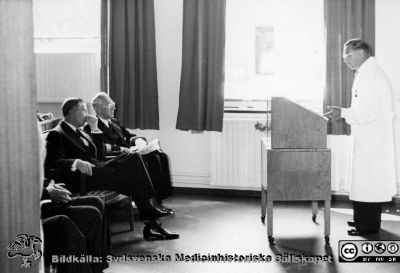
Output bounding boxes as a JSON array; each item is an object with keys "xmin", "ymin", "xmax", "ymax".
[
  {"xmin": 61, "ymin": 97, "xmax": 84, "ymax": 117},
  {"xmin": 91, "ymin": 92, "xmax": 109, "ymax": 108},
  {"xmin": 344, "ymin": 38, "xmax": 372, "ymax": 55}
]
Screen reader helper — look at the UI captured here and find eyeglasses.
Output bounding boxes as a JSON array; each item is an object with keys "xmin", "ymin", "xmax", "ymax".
[
  {"xmin": 342, "ymin": 52, "xmax": 354, "ymax": 59},
  {"xmin": 108, "ymin": 103, "xmax": 116, "ymax": 110},
  {"xmin": 76, "ymin": 107, "xmax": 88, "ymax": 113}
]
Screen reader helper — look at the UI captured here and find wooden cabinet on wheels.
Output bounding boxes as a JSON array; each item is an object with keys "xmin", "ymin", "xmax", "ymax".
[{"xmin": 260, "ymin": 97, "xmax": 331, "ymax": 245}]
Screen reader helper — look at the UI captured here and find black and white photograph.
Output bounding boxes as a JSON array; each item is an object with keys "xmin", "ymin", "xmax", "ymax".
[{"xmin": 1, "ymin": 0, "xmax": 400, "ymax": 272}]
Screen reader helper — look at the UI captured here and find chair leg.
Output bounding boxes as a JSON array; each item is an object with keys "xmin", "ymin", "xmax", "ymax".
[{"xmin": 127, "ymin": 197, "xmax": 135, "ymax": 231}]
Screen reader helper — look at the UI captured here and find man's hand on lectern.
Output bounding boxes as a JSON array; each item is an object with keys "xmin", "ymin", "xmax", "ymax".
[{"xmin": 324, "ymin": 106, "xmax": 341, "ymax": 120}]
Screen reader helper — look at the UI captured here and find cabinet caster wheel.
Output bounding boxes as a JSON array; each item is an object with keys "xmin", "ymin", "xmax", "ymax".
[
  {"xmin": 261, "ymin": 216, "xmax": 265, "ymax": 223},
  {"xmin": 312, "ymin": 214, "xmax": 316, "ymax": 222},
  {"xmin": 325, "ymin": 235, "xmax": 330, "ymax": 245},
  {"xmin": 268, "ymin": 236, "xmax": 275, "ymax": 245}
]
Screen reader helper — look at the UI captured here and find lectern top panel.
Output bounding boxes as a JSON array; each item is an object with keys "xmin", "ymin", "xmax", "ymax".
[{"xmin": 271, "ymin": 97, "xmax": 327, "ymax": 149}]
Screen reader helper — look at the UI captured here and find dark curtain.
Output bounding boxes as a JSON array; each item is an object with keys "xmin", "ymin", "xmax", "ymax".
[
  {"xmin": 107, "ymin": 0, "xmax": 159, "ymax": 129},
  {"xmin": 176, "ymin": 0, "xmax": 226, "ymax": 132},
  {"xmin": 100, "ymin": 0, "xmax": 108, "ymax": 92},
  {"xmin": 324, "ymin": 0, "xmax": 375, "ymax": 135}
]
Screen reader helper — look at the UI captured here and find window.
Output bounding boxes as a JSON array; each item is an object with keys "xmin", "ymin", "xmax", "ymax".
[
  {"xmin": 225, "ymin": 0, "xmax": 325, "ymax": 112},
  {"xmin": 33, "ymin": 0, "xmax": 101, "ymax": 53},
  {"xmin": 33, "ymin": 0, "xmax": 101, "ymax": 103}
]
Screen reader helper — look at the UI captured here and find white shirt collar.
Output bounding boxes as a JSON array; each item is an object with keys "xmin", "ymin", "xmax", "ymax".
[
  {"xmin": 63, "ymin": 120, "xmax": 79, "ymax": 131},
  {"xmin": 98, "ymin": 116, "xmax": 111, "ymax": 128}
]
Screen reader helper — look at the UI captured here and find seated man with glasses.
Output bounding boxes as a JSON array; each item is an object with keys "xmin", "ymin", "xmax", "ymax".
[{"xmin": 88, "ymin": 93, "xmax": 174, "ymax": 215}]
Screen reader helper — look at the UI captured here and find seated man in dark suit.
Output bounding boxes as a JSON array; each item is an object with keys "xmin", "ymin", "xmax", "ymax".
[
  {"xmin": 41, "ymin": 179, "xmax": 108, "ymax": 273},
  {"xmin": 89, "ymin": 93, "xmax": 173, "ymax": 213},
  {"xmin": 45, "ymin": 97, "xmax": 178, "ymax": 240}
]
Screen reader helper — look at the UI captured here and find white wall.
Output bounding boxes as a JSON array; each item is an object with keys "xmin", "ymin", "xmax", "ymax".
[{"xmin": 376, "ymin": 0, "xmax": 400, "ymax": 195}]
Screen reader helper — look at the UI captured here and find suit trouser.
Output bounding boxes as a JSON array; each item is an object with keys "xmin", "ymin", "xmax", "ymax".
[
  {"xmin": 42, "ymin": 196, "xmax": 107, "ymax": 273},
  {"xmin": 143, "ymin": 151, "xmax": 172, "ymax": 200},
  {"xmin": 353, "ymin": 201, "xmax": 382, "ymax": 232},
  {"xmin": 87, "ymin": 152, "xmax": 157, "ymax": 211},
  {"xmin": 43, "ymin": 216, "xmax": 92, "ymax": 273},
  {"xmin": 67, "ymin": 196, "xmax": 110, "ymax": 269}
]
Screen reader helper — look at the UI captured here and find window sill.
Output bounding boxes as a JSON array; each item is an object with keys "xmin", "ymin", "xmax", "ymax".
[
  {"xmin": 224, "ymin": 99, "xmax": 269, "ymax": 113},
  {"xmin": 224, "ymin": 107, "xmax": 269, "ymax": 114}
]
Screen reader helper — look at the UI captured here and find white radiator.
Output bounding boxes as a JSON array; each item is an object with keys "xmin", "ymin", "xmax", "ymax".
[
  {"xmin": 210, "ymin": 113, "xmax": 267, "ymax": 190},
  {"xmin": 35, "ymin": 52, "xmax": 100, "ymax": 102},
  {"xmin": 209, "ymin": 115, "xmax": 352, "ymax": 193}
]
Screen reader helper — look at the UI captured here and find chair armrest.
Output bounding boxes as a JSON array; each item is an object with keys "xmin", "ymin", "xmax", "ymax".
[
  {"xmin": 39, "ymin": 117, "xmax": 62, "ymax": 132},
  {"xmin": 105, "ymin": 153, "xmax": 120, "ymax": 158}
]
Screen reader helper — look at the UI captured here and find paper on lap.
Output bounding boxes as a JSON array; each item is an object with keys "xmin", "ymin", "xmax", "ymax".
[{"xmin": 129, "ymin": 139, "xmax": 160, "ymax": 154}]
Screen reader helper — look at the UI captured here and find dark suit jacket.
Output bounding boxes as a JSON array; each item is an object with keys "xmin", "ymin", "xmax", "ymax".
[
  {"xmin": 45, "ymin": 120, "xmax": 156, "ymax": 199},
  {"xmin": 45, "ymin": 121, "xmax": 105, "ymax": 173}
]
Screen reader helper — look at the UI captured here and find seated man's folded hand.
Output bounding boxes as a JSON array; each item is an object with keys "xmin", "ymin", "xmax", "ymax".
[
  {"xmin": 325, "ymin": 106, "xmax": 342, "ymax": 120},
  {"xmin": 46, "ymin": 180, "xmax": 72, "ymax": 203},
  {"xmin": 75, "ymin": 159, "xmax": 95, "ymax": 176}
]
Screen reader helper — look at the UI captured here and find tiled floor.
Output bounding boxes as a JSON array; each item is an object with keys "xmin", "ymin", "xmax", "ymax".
[{"xmin": 106, "ymin": 193, "xmax": 400, "ymax": 273}]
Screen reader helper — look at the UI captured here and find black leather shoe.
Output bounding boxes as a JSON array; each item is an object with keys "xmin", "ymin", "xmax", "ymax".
[
  {"xmin": 347, "ymin": 229, "xmax": 379, "ymax": 236},
  {"xmin": 347, "ymin": 221, "xmax": 355, "ymax": 227},
  {"xmin": 140, "ymin": 206, "xmax": 172, "ymax": 221},
  {"xmin": 152, "ymin": 222, "xmax": 179, "ymax": 240},
  {"xmin": 161, "ymin": 205, "xmax": 174, "ymax": 214},
  {"xmin": 143, "ymin": 224, "xmax": 166, "ymax": 241}
]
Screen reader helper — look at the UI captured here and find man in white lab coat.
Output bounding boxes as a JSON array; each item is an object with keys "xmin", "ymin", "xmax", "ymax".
[{"xmin": 326, "ymin": 38, "xmax": 397, "ymax": 236}]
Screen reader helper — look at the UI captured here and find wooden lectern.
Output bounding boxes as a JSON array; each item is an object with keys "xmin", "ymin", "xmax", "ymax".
[{"xmin": 260, "ymin": 97, "xmax": 331, "ymax": 244}]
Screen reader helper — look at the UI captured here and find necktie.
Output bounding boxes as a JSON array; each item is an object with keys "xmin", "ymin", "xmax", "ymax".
[
  {"xmin": 76, "ymin": 129, "xmax": 97, "ymax": 157},
  {"xmin": 109, "ymin": 121, "xmax": 124, "ymax": 145},
  {"xmin": 109, "ymin": 121, "xmax": 118, "ymax": 136},
  {"xmin": 76, "ymin": 129, "xmax": 89, "ymax": 147}
]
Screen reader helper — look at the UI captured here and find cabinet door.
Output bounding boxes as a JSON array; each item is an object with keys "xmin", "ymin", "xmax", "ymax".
[{"xmin": 267, "ymin": 150, "xmax": 331, "ymax": 200}]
